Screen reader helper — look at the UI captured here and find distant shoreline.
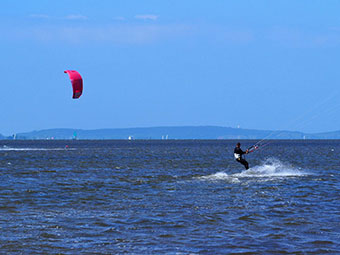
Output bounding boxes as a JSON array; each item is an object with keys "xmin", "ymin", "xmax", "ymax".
[{"xmin": 2, "ymin": 126, "xmax": 340, "ymax": 140}]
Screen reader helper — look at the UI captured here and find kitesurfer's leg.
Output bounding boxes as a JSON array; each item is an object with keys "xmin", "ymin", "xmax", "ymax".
[
  {"xmin": 241, "ymin": 158, "xmax": 249, "ymax": 169},
  {"xmin": 237, "ymin": 158, "xmax": 249, "ymax": 170}
]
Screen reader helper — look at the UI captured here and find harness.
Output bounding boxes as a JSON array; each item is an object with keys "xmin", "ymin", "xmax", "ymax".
[{"xmin": 234, "ymin": 153, "xmax": 241, "ymax": 160}]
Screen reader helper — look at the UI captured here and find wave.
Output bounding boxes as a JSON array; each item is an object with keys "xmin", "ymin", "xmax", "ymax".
[
  {"xmin": 196, "ymin": 172, "xmax": 240, "ymax": 183},
  {"xmin": 0, "ymin": 146, "xmax": 75, "ymax": 151},
  {"xmin": 197, "ymin": 158, "xmax": 306, "ymax": 182},
  {"xmin": 232, "ymin": 158, "xmax": 305, "ymax": 178}
]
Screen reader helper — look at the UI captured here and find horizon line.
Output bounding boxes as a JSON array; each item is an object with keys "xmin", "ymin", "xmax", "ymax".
[{"xmin": 2, "ymin": 125, "xmax": 339, "ymax": 136}]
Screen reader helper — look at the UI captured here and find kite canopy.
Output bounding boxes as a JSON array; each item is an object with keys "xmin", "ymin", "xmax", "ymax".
[{"xmin": 64, "ymin": 70, "xmax": 83, "ymax": 99}]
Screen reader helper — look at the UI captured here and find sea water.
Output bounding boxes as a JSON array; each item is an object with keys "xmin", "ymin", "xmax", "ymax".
[{"xmin": 0, "ymin": 140, "xmax": 339, "ymax": 254}]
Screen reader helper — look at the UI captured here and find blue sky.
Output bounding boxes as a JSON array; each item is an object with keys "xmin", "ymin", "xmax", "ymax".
[{"xmin": 1, "ymin": 0, "xmax": 340, "ymax": 135}]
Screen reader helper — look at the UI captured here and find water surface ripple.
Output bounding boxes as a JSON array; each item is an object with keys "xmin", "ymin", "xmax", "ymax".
[{"xmin": 0, "ymin": 140, "xmax": 339, "ymax": 254}]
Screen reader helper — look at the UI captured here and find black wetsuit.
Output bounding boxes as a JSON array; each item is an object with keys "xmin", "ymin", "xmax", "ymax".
[{"xmin": 234, "ymin": 147, "xmax": 249, "ymax": 169}]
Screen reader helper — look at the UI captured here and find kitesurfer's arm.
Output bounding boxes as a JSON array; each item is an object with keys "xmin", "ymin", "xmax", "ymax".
[{"xmin": 238, "ymin": 148, "xmax": 247, "ymax": 155}]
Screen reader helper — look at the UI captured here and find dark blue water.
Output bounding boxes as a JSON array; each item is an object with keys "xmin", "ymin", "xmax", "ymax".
[{"xmin": 0, "ymin": 140, "xmax": 339, "ymax": 254}]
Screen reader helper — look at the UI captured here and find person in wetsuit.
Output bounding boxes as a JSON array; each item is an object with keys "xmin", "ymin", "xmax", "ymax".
[{"xmin": 234, "ymin": 142, "xmax": 249, "ymax": 169}]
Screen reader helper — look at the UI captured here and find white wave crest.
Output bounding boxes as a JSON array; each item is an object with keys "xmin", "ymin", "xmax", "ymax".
[
  {"xmin": 196, "ymin": 158, "xmax": 305, "ymax": 183},
  {"xmin": 233, "ymin": 158, "xmax": 305, "ymax": 178},
  {"xmin": 197, "ymin": 172, "xmax": 240, "ymax": 183},
  {"xmin": 0, "ymin": 146, "xmax": 74, "ymax": 151}
]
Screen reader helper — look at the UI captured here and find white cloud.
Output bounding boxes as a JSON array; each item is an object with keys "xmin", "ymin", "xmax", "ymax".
[
  {"xmin": 29, "ymin": 14, "xmax": 88, "ymax": 20},
  {"xmin": 63, "ymin": 14, "xmax": 88, "ymax": 20},
  {"xmin": 135, "ymin": 14, "xmax": 159, "ymax": 21},
  {"xmin": 13, "ymin": 21, "xmax": 340, "ymax": 48},
  {"xmin": 12, "ymin": 23, "xmax": 192, "ymax": 45}
]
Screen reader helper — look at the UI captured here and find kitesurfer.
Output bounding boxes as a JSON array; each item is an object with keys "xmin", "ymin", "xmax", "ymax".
[{"xmin": 234, "ymin": 142, "xmax": 249, "ymax": 169}]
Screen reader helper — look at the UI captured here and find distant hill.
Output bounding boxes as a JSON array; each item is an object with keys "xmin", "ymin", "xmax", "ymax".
[
  {"xmin": 9, "ymin": 126, "xmax": 340, "ymax": 140},
  {"xmin": 0, "ymin": 134, "xmax": 25, "ymax": 140},
  {"xmin": 306, "ymin": 130, "xmax": 340, "ymax": 139},
  {"xmin": 14, "ymin": 126, "xmax": 309, "ymax": 140}
]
